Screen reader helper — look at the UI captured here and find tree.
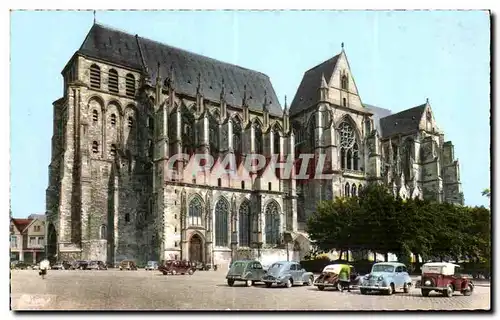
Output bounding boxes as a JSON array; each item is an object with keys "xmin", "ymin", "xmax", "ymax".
[
  {"xmin": 357, "ymin": 183, "xmax": 399, "ymax": 261},
  {"xmin": 481, "ymin": 188, "xmax": 491, "ymax": 198},
  {"xmin": 307, "ymin": 197, "xmax": 359, "ymax": 254},
  {"xmin": 307, "ymin": 182, "xmax": 491, "ymax": 268}
]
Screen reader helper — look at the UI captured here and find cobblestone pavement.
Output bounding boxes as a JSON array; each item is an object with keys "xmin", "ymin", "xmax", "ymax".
[{"xmin": 10, "ymin": 270, "xmax": 490, "ymax": 311}]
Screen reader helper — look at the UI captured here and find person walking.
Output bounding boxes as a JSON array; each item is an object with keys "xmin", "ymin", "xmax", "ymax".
[
  {"xmin": 339, "ymin": 264, "xmax": 351, "ymax": 292},
  {"xmin": 39, "ymin": 258, "xmax": 50, "ymax": 279}
]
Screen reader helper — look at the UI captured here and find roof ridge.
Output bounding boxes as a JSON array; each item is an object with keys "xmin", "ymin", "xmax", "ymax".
[
  {"xmin": 381, "ymin": 104, "xmax": 426, "ymax": 120},
  {"xmin": 95, "ymin": 23, "xmax": 270, "ymax": 79},
  {"xmin": 141, "ymin": 36, "xmax": 270, "ymax": 78},
  {"xmin": 304, "ymin": 54, "xmax": 340, "ymax": 74}
]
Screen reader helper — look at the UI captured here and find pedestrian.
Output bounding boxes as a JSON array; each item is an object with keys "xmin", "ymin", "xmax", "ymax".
[
  {"xmin": 339, "ymin": 264, "xmax": 351, "ymax": 292},
  {"xmin": 39, "ymin": 258, "xmax": 50, "ymax": 279}
]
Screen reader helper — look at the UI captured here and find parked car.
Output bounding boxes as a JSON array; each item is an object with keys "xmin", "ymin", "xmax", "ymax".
[
  {"xmin": 262, "ymin": 261, "xmax": 315, "ymax": 288},
  {"xmin": 52, "ymin": 261, "xmax": 72, "ymax": 270},
  {"xmin": 359, "ymin": 262, "xmax": 412, "ymax": 295},
  {"xmin": 87, "ymin": 260, "xmax": 108, "ymax": 270},
  {"xmin": 119, "ymin": 260, "xmax": 138, "ymax": 271},
  {"xmin": 11, "ymin": 261, "xmax": 32, "ymax": 270},
  {"xmin": 226, "ymin": 260, "xmax": 266, "ymax": 287},
  {"xmin": 418, "ymin": 262, "xmax": 474, "ymax": 297},
  {"xmin": 145, "ymin": 261, "xmax": 159, "ymax": 271},
  {"xmin": 158, "ymin": 260, "xmax": 196, "ymax": 275},
  {"xmin": 314, "ymin": 264, "xmax": 361, "ymax": 291},
  {"xmin": 73, "ymin": 260, "xmax": 90, "ymax": 270},
  {"xmin": 194, "ymin": 261, "xmax": 212, "ymax": 271}
]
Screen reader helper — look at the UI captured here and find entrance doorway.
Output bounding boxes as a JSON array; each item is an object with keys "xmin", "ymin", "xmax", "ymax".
[{"xmin": 189, "ymin": 234, "xmax": 203, "ymax": 263}]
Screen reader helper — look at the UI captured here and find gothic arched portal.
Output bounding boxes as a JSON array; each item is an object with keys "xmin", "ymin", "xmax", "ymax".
[{"xmin": 189, "ymin": 233, "xmax": 203, "ymax": 263}]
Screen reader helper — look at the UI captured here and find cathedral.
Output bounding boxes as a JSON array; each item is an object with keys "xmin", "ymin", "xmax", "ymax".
[{"xmin": 45, "ymin": 23, "xmax": 464, "ymax": 266}]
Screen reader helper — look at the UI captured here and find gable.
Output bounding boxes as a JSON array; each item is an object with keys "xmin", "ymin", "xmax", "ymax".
[
  {"xmin": 78, "ymin": 23, "xmax": 282, "ymax": 116},
  {"xmin": 27, "ymin": 219, "xmax": 45, "ymax": 234},
  {"xmin": 289, "ymin": 50, "xmax": 366, "ymax": 116},
  {"xmin": 418, "ymin": 104, "xmax": 441, "ymax": 133},
  {"xmin": 328, "ymin": 52, "xmax": 360, "ymax": 95}
]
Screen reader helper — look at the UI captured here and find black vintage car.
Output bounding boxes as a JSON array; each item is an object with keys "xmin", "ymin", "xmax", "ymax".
[
  {"xmin": 158, "ymin": 260, "xmax": 196, "ymax": 275},
  {"xmin": 87, "ymin": 260, "xmax": 107, "ymax": 270},
  {"xmin": 51, "ymin": 261, "xmax": 72, "ymax": 270},
  {"xmin": 72, "ymin": 260, "xmax": 90, "ymax": 270},
  {"xmin": 119, "ymin": 260, "xmax": 138, "ymax": 271}
]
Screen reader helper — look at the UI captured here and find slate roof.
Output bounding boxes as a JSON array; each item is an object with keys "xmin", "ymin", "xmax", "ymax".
[
  {"xmin": 28, "ymin": 214, "xmax": 46, "ymax": 221},
  {"xmin": 363, "ymin": 104, "xmax": 392, "ymax": 134},
  {"xmin": 289, "ymin": 54, "xmax": 340, "ymax": 116},
  {"xmin": 11, "ymin": 218, "xmax": 32, "ymax": 233},
  {"xmin": 78, "ymin": 23, "xmax": 282, "ymax": 116},
  {"xmin": 379, "ymin": 104, "xmax": 427, "ymax": 138}
]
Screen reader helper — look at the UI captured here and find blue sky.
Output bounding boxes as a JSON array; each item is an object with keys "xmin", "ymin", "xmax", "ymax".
[{"xmin": 10, "ymin": 10, "xmax": 490, "ymax": 218}]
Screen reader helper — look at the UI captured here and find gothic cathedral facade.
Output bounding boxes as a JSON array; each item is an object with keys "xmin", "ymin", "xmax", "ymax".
[{"xmin": 46, "ymin": 23, "xmax": 464, "ymax": 265}]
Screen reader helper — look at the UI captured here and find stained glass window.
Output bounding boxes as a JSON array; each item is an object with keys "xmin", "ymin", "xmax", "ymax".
[
  {"xmin": 339, "ymin": 122, "xmax": 360, "ymax": 170},
  {"xmin": 238, "ymin": 200, "xmax": 251, "ymax": 247},
  {"xmin": 265, "ymin": 201, "xmax": 280, "ymax": 246},
  {"xmin": 215, "ymin": 198, "xmax": 229, "ymax": 247},
  {"xmin": 188, "ymin": 196, "xmax": 203, "ymax": 226}
]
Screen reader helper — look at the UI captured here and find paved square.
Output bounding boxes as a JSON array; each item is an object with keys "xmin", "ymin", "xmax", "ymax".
[{"xmin": 10, "ymin": 270, "xmax": 490, "ymax": 311}]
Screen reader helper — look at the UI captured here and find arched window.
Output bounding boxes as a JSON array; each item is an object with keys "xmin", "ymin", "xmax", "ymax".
[
  {"xmin": 358, "ymin": 184, "xmax": 363, "ymax": 195},
  {"xmin": 353, "ymin": 143, "xmax": 359, "ymax": 170},
  {"xmin": 254, "ymin": 122, "xmax": 263, "ymax": 154},
  {"xmin": 99, "ymin": 224, "xmax": 107, "ymax": 239},
  {"xmin": 265, "ymin": 201, "xmax": 280, "ymax": 246},
  {"xmin": 340, "ymin": 148, "xmax": 346, "ymax": 169},
  {"xmin": 351, "ymin": 184, "xmax": 357, "ymax": 197},
  {"xmin": 188, "ymin": 196, "xmax": 203, "ymax": 226},
  {"xmin": 125, "ymin": 73, "xmax": 136, "ymax": 97},
  {"xmin": 346, "ymin": 149, "xmax": 352, "ymax": 169},
  {"xmin": 343, "ymin": 98, "xmax": 347, "ymax": 107},
  {"xmin": 214, "ymin": 198, "xmax": 229, "ymax": 247},
  {"xmin": 273, "ymin": 129, "xmax": 280, "ymax": 156},
  {"xmin": 232, "ymin": 120, "xmax": 241, "ymax": 154},
  {"xmin": 344, "ymin": 182, "xmax": 350, "ymax": 197},
  {"xmin": 341, "ymin": 74, "xmax": 348, "ymax": 90},
  {"xmin": 90, "ymin": 64, "xmax": 101, "ymax": 89},
  {"xmin": 209, "ymin": 115, "xmax": 219, "ymax": 158},
  {"xmin": 238, "ymin": 200, "xmax": 251, "ymax": 247},
  {"xmin": 92, "ymin": 141, "xmax": 99, "ymax": 153},
  {"xmin": 308, "ymin": 118, "xmax": 315, "ymax": 152},
  {"xmin": 108, "ymin": 69, "xmax": 119, "ymax": 94},
  {"xmin": 339, "ymin": 121, "xmax": 359, "ymax": 171},
  {"xmin": 110, "ymin": 113, "xmax": 116, "ymax": 126},
  {"xmin": 182, "ymin": 108, "xmax": 195, "ymax": 155}
]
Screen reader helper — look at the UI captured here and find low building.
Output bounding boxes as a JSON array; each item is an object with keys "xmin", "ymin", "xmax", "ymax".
[{"xmin": 10, "ymin": 214, "xmax": 46, "ymax": 263}]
